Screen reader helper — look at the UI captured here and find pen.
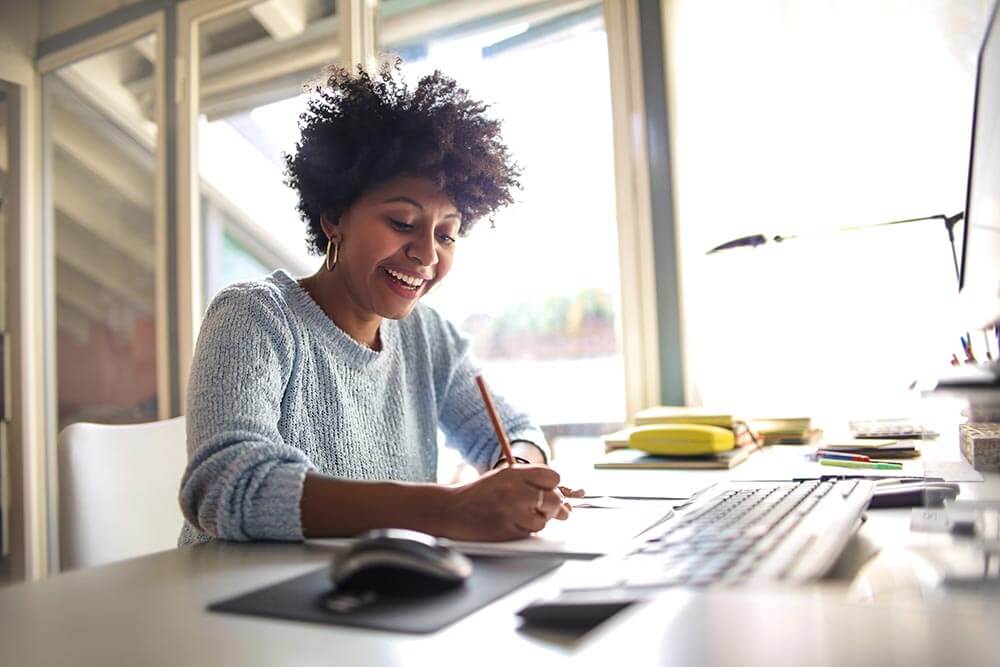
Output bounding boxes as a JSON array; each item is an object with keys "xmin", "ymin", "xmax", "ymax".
[
  {"xmin": 817, "ymin": 451, "xmax": 871, "ymax": 462},
  {"xmin": 961, "ymin": 336, "xmax": 977, "ymax": 363},
  {"xmin": 475, "ymin": 374, "xmax": 516, "ymax": 467},
  {"xmin": 820, "ymin": 459, "xmax": 903, "ymax": 471}
]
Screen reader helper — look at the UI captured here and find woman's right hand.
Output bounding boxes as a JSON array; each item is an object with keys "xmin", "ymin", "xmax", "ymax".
[{"xmin": 440, "ymin": 465, "xmax": 569, "ymax": 541}]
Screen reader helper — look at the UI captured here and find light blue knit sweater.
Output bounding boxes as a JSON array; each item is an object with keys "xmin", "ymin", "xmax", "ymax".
[{"xmin": 178, "ymin": 270, "xmax": 547, "ymax": 545}]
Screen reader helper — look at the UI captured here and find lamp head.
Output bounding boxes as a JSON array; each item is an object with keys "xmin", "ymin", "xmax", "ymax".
[{"xmin": 706, "ymin": 234, "xmax": 768, "ymax": 254}]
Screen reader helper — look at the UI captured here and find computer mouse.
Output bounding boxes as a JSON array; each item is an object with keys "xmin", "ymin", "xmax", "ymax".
[{"xmin": 330, "ymin": 529, "xmax": 473, "ymax": 596}]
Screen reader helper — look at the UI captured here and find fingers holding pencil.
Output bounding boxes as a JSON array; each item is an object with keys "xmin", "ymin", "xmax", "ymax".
[{"xmin": 474, "ymin": 373, "xmax": 579, "ymax": 527}]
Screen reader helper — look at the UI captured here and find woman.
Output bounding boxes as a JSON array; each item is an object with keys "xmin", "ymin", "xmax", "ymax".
[{"xmin": 179, "ymin": 62, "xmax": 581, "ymax": 546}]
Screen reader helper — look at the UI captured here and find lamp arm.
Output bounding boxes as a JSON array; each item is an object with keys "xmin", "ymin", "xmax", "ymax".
[
  {"xmin": 707, "ymin": 211, "xmax": 966, "ymax": 285},
  {"xmin": 772, "ymin": 212, "xmax": 964, "ymax": 288},
  {"xmin": 773, "ymin": 213, "xmax": 953, "ymax": 242}
]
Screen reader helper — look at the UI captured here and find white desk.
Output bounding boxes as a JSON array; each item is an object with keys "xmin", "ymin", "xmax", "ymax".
[{"xmin": 2, "ymin": 446, "xmax": 999, "ymax": 666}]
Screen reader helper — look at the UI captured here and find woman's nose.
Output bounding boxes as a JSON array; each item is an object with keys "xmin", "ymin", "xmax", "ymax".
[{"xmin": 406, "ymin": 231, "xmax": 437, "ymax": 266}]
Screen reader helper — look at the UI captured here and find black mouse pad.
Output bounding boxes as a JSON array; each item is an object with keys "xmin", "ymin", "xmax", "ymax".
[{"xmin": 208, "ymin": 556, "xmax": 563, "ymax": 634}]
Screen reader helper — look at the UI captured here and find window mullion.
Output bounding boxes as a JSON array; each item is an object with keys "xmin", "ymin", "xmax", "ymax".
[{"xmin": 341, "ymin": 0, "xmax": 378, "ymax": 70}]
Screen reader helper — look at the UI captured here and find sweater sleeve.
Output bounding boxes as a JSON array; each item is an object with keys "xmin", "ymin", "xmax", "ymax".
[
  {"xmin": 429, "ymin": 312, "xmax": 550, "ymax": 471},
  {"xmin": 179, "ymin": 287, "xmax": 312, "ymax": 542}
]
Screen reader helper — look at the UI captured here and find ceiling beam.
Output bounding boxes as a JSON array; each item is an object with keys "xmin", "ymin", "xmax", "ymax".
[
  {"xmin": 56, "ymin": 267, "xmax": 114, "ymax": 327},
  {"xmin": 54, "ymin": 299, "xmax": 92, "ymax": 345},
  {"xmin": 132, "ymin": 33, "xmax": 157, "ymax": 62},
  {"xmin": 58, "ymin": 59, "xmax": 155, "ymax": 144},
  {"xmin": 127, "ymin": 0, "xmax": 597, "ymax": 118},
  {"xmin": 250, "ymin": 0, "xmax": 310, "ymax": 40},
  {"xmin": 49, "ymin": 104, "xmax": 153, "ymax": 212},
  {"xmin": 55, "ymin": 214, "xmax": 154, "ymax": 315},
  {"xmin": 56, "ymin": 263, "xmax": 142, "ymax": 343},
  {"xmin": 54, "ymin": 161, "xmax": 155, "ymax": 270}
]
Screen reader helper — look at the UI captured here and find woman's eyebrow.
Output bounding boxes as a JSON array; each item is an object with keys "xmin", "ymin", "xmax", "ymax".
[
  {"xmin": 383, "ymin": 195, "xmax": 424, "ymax": 209},
  {"xmin": 383, "ymin": 196, "xmax": 460, "ymax": 219}
]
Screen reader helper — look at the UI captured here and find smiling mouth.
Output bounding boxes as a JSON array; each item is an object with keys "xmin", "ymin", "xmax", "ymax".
[{"xmin": 383, "ymin": 267, "xmax": 427, "ymax": 292}]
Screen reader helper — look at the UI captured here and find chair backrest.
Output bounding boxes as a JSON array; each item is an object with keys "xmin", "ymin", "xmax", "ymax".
[{"xmin": 57, "ymin": 416, "xmax": 187, "ymax": 571}]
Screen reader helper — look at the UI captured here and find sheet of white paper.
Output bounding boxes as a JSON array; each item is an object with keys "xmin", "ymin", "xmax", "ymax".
[
  {"xmin": 923, "ymin": 460, "xmax": 984, "ymax": 482},
  {"xmin": 309, "ymin": 503, "xmax": 671, "ymax": 559},
  {"xmin": 570, "ymin": 496, "xmax": 677, "ymax": 510},
  {"xmin": 576, "ymin": 468, "xmax": 724, "ymax": 499},
  {"xmin": 442, "ymin": 503, "xmax": 671, "ymax": 558}
]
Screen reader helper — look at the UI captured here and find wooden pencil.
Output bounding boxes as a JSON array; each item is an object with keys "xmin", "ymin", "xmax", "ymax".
[{"xmin": 475, "ymin": 374, "xmax": 516, "ymax": 466}]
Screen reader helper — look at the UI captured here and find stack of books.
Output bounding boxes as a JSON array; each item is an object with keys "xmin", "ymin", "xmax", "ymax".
[
  {"xmin": 594, "ymin": 446, "xmax": 755, "ymax": 470},
  {"xmin": 606, "ymin": 406, "xmax": 759, "ymax": 449},
  {"xmin": 598, "ymin": 406, "xmax": 759, "ymax": 470},
  {"xmin": 746, "ymin": 417, "xmax": 820, "ymax": 446},
  {"xmin": 817, "ymin": 438, "xmax": 920, "ymax": 459}
]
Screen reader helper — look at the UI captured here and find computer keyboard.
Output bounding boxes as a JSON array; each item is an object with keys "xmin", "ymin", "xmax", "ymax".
[{"xmin": 518, "ymin": 479, "xmax": 874, "ymax": 626}]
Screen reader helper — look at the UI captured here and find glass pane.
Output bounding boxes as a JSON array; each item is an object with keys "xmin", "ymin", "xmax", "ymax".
[
  {"xmin": 197, "ymin": 1, "xmax": 338, "ymax": 303},
  {"xmin": 668, "ymin": 1, "xmax": 993, "ymax": 419},
  {"xmin": 45, "ymin": 34, "xmax": 160, "ymax": 428},
  {"xmin": 375, "ymin": 0, "xmax": 627, "ymax": 430}
]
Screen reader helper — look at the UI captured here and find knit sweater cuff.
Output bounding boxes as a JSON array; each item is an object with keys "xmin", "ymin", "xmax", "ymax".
[
  {"xmin": 242, "ymin": 463, "xmax": 309, "ymax": 541},
  {"xmin": 508, "ymin": 429, "xmax": 551, "ymax": 463}
]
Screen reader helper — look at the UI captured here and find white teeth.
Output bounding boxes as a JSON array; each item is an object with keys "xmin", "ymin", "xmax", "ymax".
[{"xmin": 385, "ymin": 268, "xmax": 425, "ymax": 288}]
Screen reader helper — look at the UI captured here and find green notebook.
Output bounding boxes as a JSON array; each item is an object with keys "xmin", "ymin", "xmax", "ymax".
[{"xmin": 594, "ymin": 446, "xmax": 754, "ymax": 470}]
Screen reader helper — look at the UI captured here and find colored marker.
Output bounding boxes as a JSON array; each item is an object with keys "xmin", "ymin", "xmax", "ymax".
[
  {"xmin": 818, "ymin": 451, "xmax": 871, "ymax": 462},
  {"xmin": 820, "ymin": 459, "xmax": 902, "ymax": 471}
]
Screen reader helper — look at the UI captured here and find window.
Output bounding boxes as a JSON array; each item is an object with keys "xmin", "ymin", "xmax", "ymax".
[
  {"xmin": 375, "ymin": 0, "xmax": 627, "ymax": 431},
  {"xmin": 667, "ymin": 0, "xmax": 993, "ymax": 418},
  {"xmin": 195, "ymin": 3, "xmax": 333, "ymax": 304},
  {"xmin": 43, "ymin": 33, "xmax": 162, "ymax": 428}
]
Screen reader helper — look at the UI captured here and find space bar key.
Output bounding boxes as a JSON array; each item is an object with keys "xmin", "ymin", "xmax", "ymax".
[{"xmin": 750, "ymin": 527, "xmax": 815, "ymax": 580}]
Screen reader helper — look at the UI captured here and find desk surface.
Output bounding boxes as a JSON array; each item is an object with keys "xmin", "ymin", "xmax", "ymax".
[{"xmin": 3, "ymin": 444, "xmax": 1000, "ymax": 666}]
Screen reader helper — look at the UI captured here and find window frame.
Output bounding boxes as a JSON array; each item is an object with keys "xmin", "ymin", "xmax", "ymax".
[{"xmin": 37, "ymin": 12, "xmax": 169, "ymax": 575}]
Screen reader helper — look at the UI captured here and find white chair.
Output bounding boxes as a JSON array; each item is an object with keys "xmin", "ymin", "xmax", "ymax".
[{"xmin": 57, "ymin": 416, "xmax": 187, "ymax": 571}]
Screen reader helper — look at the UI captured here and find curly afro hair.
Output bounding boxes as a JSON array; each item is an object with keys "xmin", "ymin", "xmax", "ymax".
[{"xmin": 284, "ymin": 59, "xmax": 522, "ymax": 255}]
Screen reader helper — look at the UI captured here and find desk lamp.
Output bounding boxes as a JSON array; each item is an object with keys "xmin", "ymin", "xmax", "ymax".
[
  {"xmin": 707, "ymin": 211, "xmax": 965, "ymax": 286},
  {"xmin": 706, "ymin": 211, "xmax": 984, "ymax": 359}
]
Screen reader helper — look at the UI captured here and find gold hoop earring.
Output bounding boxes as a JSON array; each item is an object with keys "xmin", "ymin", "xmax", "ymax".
[{"xmin": 325, "ymin": 238, "xmax": 339, "ymax": 271}]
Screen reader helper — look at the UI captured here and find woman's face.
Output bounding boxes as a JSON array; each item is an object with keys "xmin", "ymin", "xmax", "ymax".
[{"xmin": 323, "ymin": 175, "xmax": 461, "ymax": 321}]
